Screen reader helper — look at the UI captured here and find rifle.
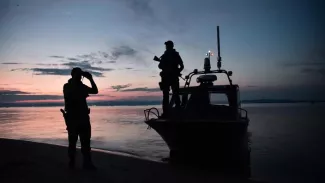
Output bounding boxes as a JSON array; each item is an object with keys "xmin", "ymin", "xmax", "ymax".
[
  {"xmin": 153, "ymin": 56, "xmax": 161, "ymax": 62},
  {"xmin": 60, "ymin": 108, "xmax": 91, "ymax": 131},
  {"xmin": 153, "ymin": 56, "xmax": 185, "ymax": 80}
]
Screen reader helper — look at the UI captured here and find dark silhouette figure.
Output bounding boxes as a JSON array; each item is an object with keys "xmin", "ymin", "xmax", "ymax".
[
  {"xmin": 62, "ymin": 67, "xmax": 98, "ymax": 170},
  {"xmin": 158, "ymin": 40, "xmax": 184, "ymax": 117}
]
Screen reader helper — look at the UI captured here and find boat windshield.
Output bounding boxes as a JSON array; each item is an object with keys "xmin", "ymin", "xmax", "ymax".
[{"xmin": 210, "ymin": 93, "xmax": 229, "ymax": 106}]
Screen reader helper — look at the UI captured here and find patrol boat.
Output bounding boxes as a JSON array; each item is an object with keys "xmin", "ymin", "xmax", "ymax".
[{"xmin": 144, "ymin": 26, "xmax": 250, "ymax": 175}]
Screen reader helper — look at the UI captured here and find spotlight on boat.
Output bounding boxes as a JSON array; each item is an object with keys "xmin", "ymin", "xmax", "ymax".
[{"xmin": 228, "ymin": 71, "xmax": 233, "ymax": 76}]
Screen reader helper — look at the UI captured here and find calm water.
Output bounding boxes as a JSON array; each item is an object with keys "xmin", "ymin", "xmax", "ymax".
[{"xmin": 0, "ymin": 103, "xmax": 324, "ymax": 182}]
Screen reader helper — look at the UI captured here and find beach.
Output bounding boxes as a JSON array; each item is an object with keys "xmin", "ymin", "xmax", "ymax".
[{"xmin": 0, "ymin": 138, "xmax": 265, "ymax": 183}]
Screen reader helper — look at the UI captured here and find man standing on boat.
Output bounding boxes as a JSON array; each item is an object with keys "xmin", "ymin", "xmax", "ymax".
[
  {"xmin": 63, "ymin": 67, "xmax": 98, "ymax": 170},
  {"xmin": 158, "ymin": 40, "xmax": 184, "ymax": 118}
]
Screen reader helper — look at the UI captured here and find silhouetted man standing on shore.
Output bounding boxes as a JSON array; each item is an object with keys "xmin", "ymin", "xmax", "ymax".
[
  {"xmin": 63, "ymin": 67, "xmax": 98, "ymax": 170},
  {"xmin": 158, "ymin": 40, "xmax": 184, "ymax": 118}
]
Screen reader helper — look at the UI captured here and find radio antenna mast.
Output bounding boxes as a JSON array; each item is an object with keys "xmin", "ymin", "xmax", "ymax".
[{"xmin": 217, "ymin": 26, "xmax": 222, "ymax": 70}]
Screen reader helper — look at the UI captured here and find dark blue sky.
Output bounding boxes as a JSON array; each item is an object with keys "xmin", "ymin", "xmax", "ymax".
[{"xmin": 0, "ymin": 0, "xmax": 324, "ymax": 103}]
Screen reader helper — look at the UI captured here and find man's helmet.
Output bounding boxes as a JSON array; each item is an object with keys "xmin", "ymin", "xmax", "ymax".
[
  {"xmin": 71, "ymin": 67, "xmax": 83, "ymax": 77},
  {"xmin": 164, "ymin": 40, "xmax": 174, "ymax": 47}
]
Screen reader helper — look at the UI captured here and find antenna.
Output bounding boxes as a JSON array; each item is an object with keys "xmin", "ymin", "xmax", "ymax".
[{"xmin": 217, "ymin": 26, "xmax": 222, "ymax": 70}]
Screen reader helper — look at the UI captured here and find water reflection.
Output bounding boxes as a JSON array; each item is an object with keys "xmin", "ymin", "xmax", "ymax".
[
  {"xmin": 1, "ymin": 104, "xmax": 325, "ymax": 182},
  {"xmin": 0, "ymin": 106, "xmax": 169, "ymax": 158}
]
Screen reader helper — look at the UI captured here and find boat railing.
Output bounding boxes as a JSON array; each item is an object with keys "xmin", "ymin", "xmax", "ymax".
[
  {"xmin": 144, "ymin": 105, "xmax": 248, "ymax": 121},
  {"xmin": 184, "ymin": 69, "xmax": 233, "ymax": 88},
  {"xmin": 144, "ymin": 107, "xmax": 160, "ymax": 121}
]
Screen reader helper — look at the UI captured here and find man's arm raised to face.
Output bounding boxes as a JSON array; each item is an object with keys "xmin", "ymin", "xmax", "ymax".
[
  {"xmin": 88, "ymin": 77, "xmax": 98, "ymax": 94},
  {"xmin": 84, "ymin": 74, "xmax": 98, "ymax": 94}
]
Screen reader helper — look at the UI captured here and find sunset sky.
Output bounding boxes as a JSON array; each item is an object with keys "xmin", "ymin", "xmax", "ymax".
[{"xmin": 1, "ymin": 0, "xmax": 324, "ymax": 105}]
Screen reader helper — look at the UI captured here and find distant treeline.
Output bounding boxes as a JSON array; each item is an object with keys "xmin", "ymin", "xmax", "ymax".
[
  {"xmin": 241, "ymin": 99, "xmax": 325, "ymax": 104},
  {"xmin": 0, "ymin": 99, "xmax": 324, "ymax": 107}
]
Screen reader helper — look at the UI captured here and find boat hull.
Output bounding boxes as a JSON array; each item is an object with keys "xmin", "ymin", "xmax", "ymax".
[{"xmin": 145, "ymin": 118, "xmax": 250, "ymax": 174}]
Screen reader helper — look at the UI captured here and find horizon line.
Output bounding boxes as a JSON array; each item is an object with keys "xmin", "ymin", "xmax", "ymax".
[{"xmin": 0, "ymin": 99, "xmax": 324, "ymax": 108}]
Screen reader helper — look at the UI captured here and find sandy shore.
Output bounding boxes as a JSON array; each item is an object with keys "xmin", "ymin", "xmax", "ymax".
[{"xmin": 0, "ymin": 138, "xmax": 266, "ymax": 183}]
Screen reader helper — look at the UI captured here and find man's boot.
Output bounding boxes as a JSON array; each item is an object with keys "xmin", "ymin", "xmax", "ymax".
[
  {"xmin": 82, "ymin": 153, "xmax": 97, "ymax": 170},
  {"xmin": 68, "ymin": 153, "xmax": 75, "ymax": 169},
  {"xmin": 83, "ymin": 162, "xmax": 97, "ymax": 170},
  {"xmin": 160, "ymin": 105, "xmax": 169, "ymax": 119}
]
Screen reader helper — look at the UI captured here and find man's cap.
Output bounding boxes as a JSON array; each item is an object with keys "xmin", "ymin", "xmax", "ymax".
[
  {"xmin": 71, "ymin": 67, "xmax": 83, "ymax": 76},
  {"xmin": 164, "ymin": 40, "xmax": 174, "ymax": 46}
]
